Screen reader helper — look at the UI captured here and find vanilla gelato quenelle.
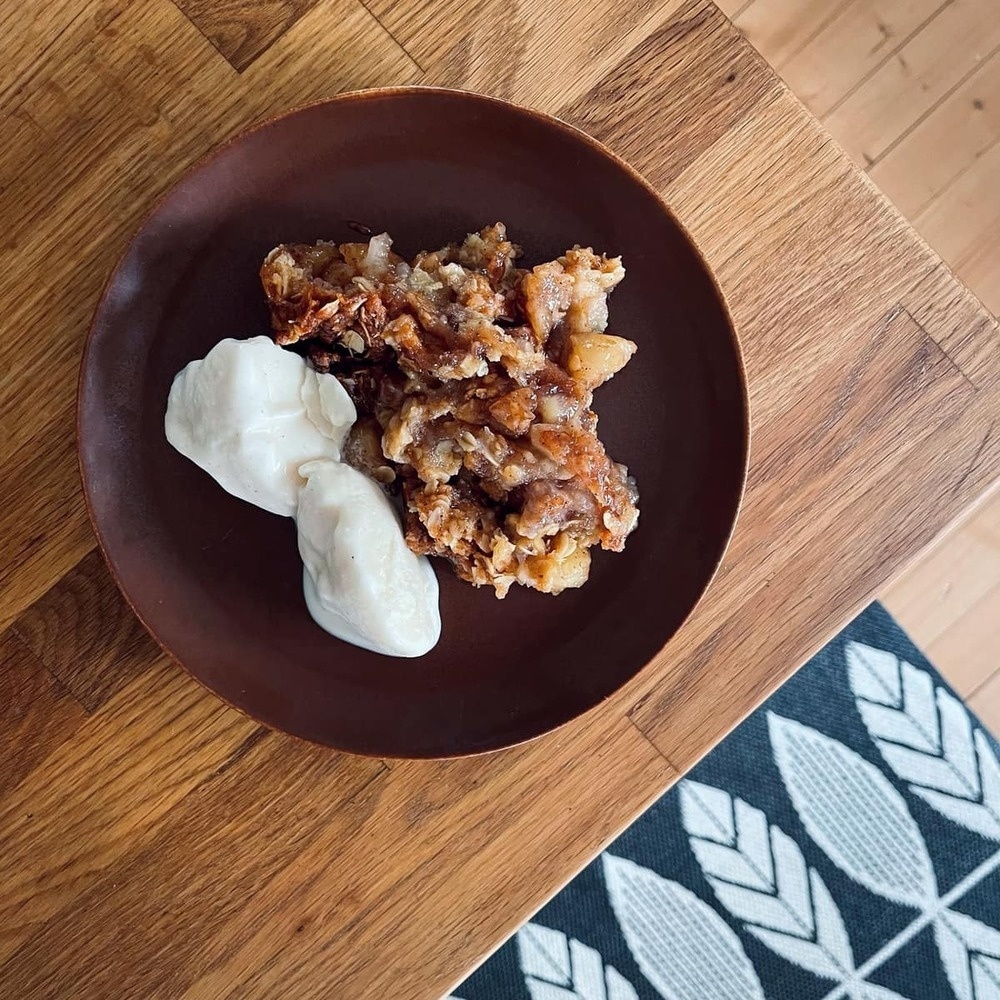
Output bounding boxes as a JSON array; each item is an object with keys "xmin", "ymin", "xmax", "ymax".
[
  {"xmin": 165, "ymin": 336, "xmax": 356, "ymax": 517},
  {"xmin": 297, "ymin": 460, "xmax": 441, "ymax": 657},
  {"xmin": 164, "ymin": 335, "xmax": 441, "ymax": 657}
]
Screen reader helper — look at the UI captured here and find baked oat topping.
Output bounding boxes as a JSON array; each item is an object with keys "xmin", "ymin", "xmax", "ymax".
[{"xmin": 261, "ymin": 223, "xmax": 639, "ymax": 597}]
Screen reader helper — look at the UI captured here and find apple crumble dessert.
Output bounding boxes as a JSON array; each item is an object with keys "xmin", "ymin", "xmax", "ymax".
[{"xmin": 260, "ymin": 223, "xmax": 639, "ymax": 597}]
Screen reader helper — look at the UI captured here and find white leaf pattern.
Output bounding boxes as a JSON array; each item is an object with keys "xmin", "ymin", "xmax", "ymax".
[
  {"xmin": 750, "ymin": 871, "xmax": 855, "ymax": 981},
  {"xmin": 769, "ymin": 713, "xmax": 937, "ymax": 907},
  {"xmin": 516, "ymin": 922, "xmax": 639, "ymax": 1000},
  {"xmin": 604, "ymin": 967, "xmax": 639, "ymax": 1000},
  {"xmin": 681, "ymin": 780, "xmax": 856, "ymax": 981},
  {"xmin": 848, "ymin": 641, "xmax": 1000, "ymax": 842},
  {"xmin": 602, "ymin": 853, "xmax": 765, "ymax": 1000},
  {"xmin": 934, "ymin": 910, "xmax": 1000, "ymax": 1000},
  {"xmin": 519, "ymin": 923, "xmax": 571, "ymax": 986}
]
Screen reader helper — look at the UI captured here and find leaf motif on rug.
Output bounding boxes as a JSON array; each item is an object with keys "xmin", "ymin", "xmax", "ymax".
[
  {"xmin": 517, "ymin": 922, "xmax": 639, "ymax": 1000},
  {"xmin": 768, "ymin": 713, "xmax": 938, "ymax": 907},
  {"xmin": 847, "ymin": 641, "xmax": 1000, "ymax": 842},
  {"xmin": 681, "ymin": 781, "xmax": 859, "ymax": 980},
  {"xmin": 934, "ymin": 909, "xmax": 1000, "ymax": 1000},
  {"xmin": 602, "ymin": 853, "xmax": 765, "ymax": 1000}
]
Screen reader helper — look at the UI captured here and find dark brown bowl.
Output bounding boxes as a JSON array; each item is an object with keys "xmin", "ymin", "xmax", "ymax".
[{"xmin": 78, "ymin": 88, "xmax": 748, "ymax": 758}]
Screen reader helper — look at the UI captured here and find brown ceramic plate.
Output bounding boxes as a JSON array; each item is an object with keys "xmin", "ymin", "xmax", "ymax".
[{"xmin": 79, "ymin": 88, "xmax": 748, "ymax": 758}]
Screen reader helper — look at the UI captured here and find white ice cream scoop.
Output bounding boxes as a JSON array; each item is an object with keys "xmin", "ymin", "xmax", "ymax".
[
  {"xmin": 297, "ymin": 459, "xmax": 441, "ymax": 658},
  {"xmin": 164, "ymin": 335, "xmax": 356, "ymax": 517}
]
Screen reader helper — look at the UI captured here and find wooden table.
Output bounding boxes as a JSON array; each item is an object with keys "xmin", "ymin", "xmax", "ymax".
[{"xmin": 2, "ymin": 1, "xmax": 999, "ymax": 997}]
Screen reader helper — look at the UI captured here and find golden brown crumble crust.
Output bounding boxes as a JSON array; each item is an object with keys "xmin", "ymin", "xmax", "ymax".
[{"xmin": 261, "ymin": 223, "xmax": 639, "ymax": 597}]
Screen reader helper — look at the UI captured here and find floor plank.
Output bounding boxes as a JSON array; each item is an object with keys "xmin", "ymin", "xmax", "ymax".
[
  {"xmin": 926, "ymin": 579, "xmax": 1000, "ymax": 695},
  {"xmin": 732, "ymin": 0, "xmax": 845, "ymax": 68},
  {"xmin": 880, "ymin": 496, "xmax": 1000, "ymax": 651},
  {"xmin": 716, "ymin": 0, "xmax": 750, "ymax": 17},
  {"xmin": 969, "ymin": 668, "xmax": 1000, "ymax": 733},
  {"xmin": 823, "ymin": 0, "xmax": 1000, "ymax": 166},
  {"xmin": 882, "ymin": 488, "xmax": 1000, "ymax": 700},
  {"xmin": 779, "ymin": 0, "xmax": 947, "ymax": 117},
  {"xmin": 915, "ymin": 135, "xmax": 1000, "ymax": 316},
  {"xmin": 870, "ymin": 48, "xmax": 1000, "ymax": 217}
]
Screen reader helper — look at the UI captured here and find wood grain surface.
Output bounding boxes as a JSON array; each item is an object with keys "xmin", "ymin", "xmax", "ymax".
[{"xmin": 1, "ymin": 1, "xmax": 998, "ymax": 997}]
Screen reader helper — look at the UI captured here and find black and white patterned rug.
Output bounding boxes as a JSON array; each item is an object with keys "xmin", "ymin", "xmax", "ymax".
[{"xmin": 452, "ymin": 604, "xmax": 1000, "ymax": 1000}]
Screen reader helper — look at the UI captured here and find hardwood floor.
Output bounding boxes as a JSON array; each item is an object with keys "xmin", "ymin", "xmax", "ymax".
[{"xmin": 724, "ymin": 0, "xmax": 1000, "ymax": 731}]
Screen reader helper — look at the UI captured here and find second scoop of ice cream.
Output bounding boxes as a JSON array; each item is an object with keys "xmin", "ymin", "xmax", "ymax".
[{"xmin": 297, "ymin": 460, "xmax": 441, "ymax": 657}]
